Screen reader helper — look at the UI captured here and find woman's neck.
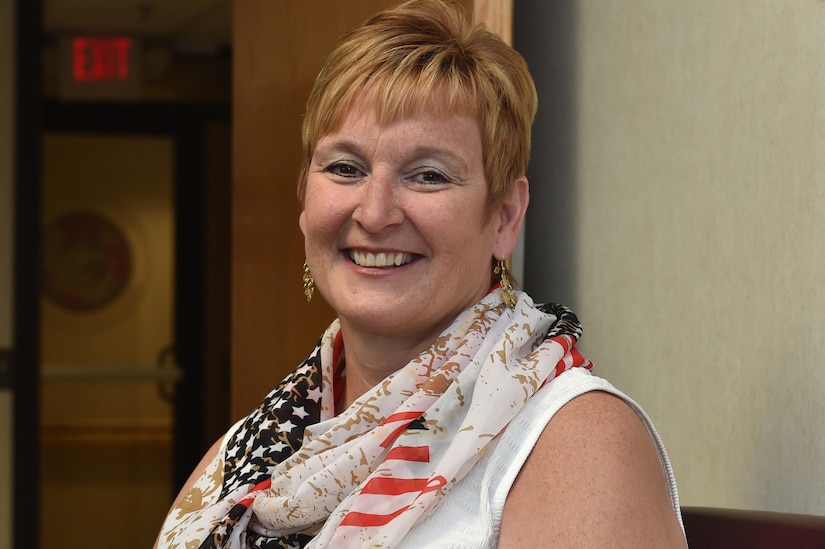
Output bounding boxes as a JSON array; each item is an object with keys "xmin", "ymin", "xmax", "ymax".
[{"xmin": 335, "ymin": 322, "xmax": 440, "ymax": 411}]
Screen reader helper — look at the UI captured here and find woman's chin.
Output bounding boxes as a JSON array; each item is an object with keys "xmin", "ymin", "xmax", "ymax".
[{"xmin": 332, "ymin": 296, "xmax": 432, "ymax": 338}]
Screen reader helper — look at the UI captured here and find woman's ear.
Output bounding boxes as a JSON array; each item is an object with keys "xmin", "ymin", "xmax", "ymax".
[
  {"xmin": 494, "ymin": 176, "xmax": 530, "ymax": 257},
  {"xmin": 298, "ymin": 210, "xmax": 307, "ymax": 236}
]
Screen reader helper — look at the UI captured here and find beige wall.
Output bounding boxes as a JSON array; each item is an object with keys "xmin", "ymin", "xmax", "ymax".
[
  {"xmin": 0, "ymin": 0, "xmax": 13, "ymax": 545},
  {"xmin": 573, "ymin": 2, "xmax": 825, "ymax": 514}
]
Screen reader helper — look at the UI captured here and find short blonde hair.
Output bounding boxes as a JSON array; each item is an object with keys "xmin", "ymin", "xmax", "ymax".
[{"xmin": 297, "ymin": 0, "xmax": 538, "ymax": 217}]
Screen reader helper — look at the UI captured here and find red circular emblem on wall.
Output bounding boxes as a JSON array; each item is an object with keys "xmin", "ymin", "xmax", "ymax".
[{"xmin": 42, "ymin": 210, "xmax": 133, "ymax": 312}]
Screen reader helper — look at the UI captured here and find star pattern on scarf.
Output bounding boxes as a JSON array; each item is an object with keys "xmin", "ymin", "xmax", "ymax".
[{"xmin": 220, "ymin": 341, "xmax": 324, "ymax": 498}]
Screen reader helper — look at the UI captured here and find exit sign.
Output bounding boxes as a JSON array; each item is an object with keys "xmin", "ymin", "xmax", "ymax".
[
  {"xmin": 72, "ymin": 37, "xmax": 134, "ymax": 82},
  {"xmin": 59, "ymin": 35, "xmax": 142, "ymax": 100}
]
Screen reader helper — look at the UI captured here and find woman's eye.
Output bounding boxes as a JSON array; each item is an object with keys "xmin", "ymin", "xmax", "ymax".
[
  {"xmin": 414, "ymin": 170, "xmax": 449, "ymax": 185},
  {"xmin": 326, "ymin": 162, "xmax": 361, "ymax": 178}
]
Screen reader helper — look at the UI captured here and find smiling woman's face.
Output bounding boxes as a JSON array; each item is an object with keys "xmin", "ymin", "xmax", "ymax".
[{"xmin": 299, "ymin": 103, "xmax": 504, "ymax": 346}]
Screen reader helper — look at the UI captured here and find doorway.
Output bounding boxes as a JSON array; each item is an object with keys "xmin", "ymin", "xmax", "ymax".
[{"xmin": 36, "ymin": 101, "xmax": 230, "ymax": 548}]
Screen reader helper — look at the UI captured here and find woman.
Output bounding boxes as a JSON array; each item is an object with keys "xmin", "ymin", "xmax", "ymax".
[{"xmin": 156, "ymin": 1, "xmax": 686, "ymax": 547}]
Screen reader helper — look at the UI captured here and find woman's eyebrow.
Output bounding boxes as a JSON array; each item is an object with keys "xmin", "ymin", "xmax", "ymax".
[
  {"xmin": 314, "ymin": 137, "xmax": 362, "ymax": 156},
  {"xmin": 406, "ymin": 145, "xmax": 471, "ymax": 173}
]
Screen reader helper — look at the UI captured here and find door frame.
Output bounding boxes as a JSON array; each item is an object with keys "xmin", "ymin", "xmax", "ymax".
[
  {"xmin": 14, "ymin": 99, "xmax": 230, "ymax": 547},
  {"xmin": 12, "ymin": 0, "xmax": 44, "ymax": 547}
]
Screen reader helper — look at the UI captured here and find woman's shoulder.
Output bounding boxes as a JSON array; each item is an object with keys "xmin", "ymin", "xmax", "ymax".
[
  {"xmin": 497, "ymin": 374, "xmax": 687, "ymax": 548},
  {"xmin": 398, "ymin": 369, "xmax": 684, "ymax": 548}
]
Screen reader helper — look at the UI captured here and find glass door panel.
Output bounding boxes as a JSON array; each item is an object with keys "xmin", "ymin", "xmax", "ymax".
[{"xmin": 40, "ymin": 133, "xmax": 176, "ymax": 548}]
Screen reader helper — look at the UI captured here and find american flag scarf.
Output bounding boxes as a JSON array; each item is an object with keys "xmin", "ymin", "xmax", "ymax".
[{"xmin": 157, "ymin": 290, "xmax": 591, "ymax": 548}]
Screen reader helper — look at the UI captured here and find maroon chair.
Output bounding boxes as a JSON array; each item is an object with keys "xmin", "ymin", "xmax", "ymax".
[{"xmin": 681, "ymin": 506, "xmax": 825, "ymax": 548}]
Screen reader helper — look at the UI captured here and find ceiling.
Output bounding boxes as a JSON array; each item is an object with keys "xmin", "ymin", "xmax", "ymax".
[{"xmin": 44, "ymin": 0, "xmax": 232, "ymax": 52}]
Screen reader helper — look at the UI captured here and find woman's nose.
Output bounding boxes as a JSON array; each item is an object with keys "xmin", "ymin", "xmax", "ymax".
[{"xmin": 351, "ymin": 173, "xmax": 404, "ymax": 232}]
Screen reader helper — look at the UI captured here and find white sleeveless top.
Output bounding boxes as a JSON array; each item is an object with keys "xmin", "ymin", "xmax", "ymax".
[{"xmin": 397, "ymin": 368, "xmax": 684, "ymax": 548}]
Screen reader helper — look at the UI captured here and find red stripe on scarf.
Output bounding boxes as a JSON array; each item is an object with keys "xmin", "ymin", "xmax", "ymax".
[
  {"xmin": 333, "ymin": 331, "xmax": 346, "ymax": 407},
  {"xmin": 386, "ymin": 445, "xmax": 430, "ymax": 462},
  {"xmin": 378, "ymin": 411, "xmax": 425, "ymax": 448},
  {"xmin": 570, "ymin": 346, "xmax": 592, "ymax": 370},
  {"xmin": 340, "ymin": 476, "xmax": 448, "ymax": 527},
  {"xmin": 360, "ymin": 475, "xmax": 447, "ymax": 496},
  {"xmin": 238, "ymin": 477, "xmax": 272, "ymax": 507},
  {"xmin": 340, "ymin": 506, "xmax": 410, "ymax": 527}
]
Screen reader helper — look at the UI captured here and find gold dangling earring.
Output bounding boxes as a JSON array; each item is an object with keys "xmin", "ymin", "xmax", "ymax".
[
  {"xmin": 302, "ymin": 262, "xmax": 314, "ymax": 302},
  {"xmin": 494, "ymin": 259, "xmax": 516, "ymax": 308}
]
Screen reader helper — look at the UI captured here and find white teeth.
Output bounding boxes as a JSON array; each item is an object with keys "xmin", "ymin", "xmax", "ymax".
[{"xmin": 350, "ymin": 250, "xmax": 413, "ymax": 268}]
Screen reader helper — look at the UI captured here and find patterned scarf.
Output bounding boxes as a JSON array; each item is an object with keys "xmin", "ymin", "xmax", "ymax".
[{"xmin": 157, "ymin": 290, "xmax": 591, "ymax": 549}]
